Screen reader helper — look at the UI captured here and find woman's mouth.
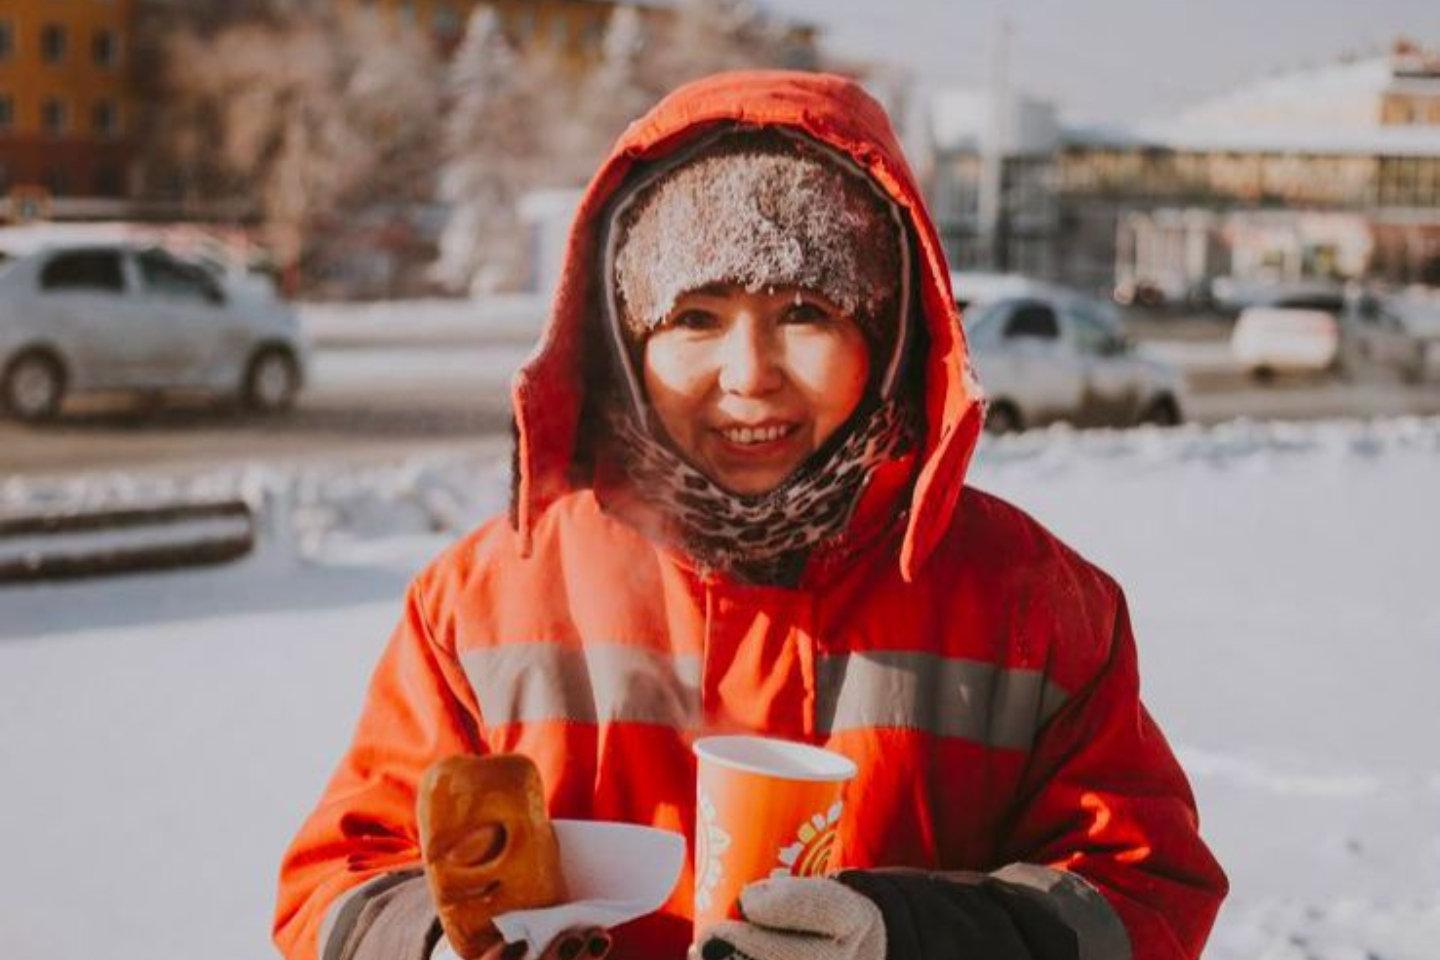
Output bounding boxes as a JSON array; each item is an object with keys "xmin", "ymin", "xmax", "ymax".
[{"xmin": 719, "ymin": 423, "xmax": 798, "ymax": 446}]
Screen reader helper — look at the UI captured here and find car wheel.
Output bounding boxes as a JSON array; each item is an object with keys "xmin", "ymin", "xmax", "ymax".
[
  {"xmin": 1400, "ymin": 344, "xmax": 1428, "ymax": 385},
  {"xmin": 1139, "ymin": 395, "xmax": 1182, "ymax": 427},
  {"xmin": 243, "ymin": 347, "xmax": 299, "ymax": 413},
  {"xmin": 985, "ymin": 400, "xmax": 1024, "ymax": 435},
  {"xmin": 3, "ymin": 352, "xmax": 66, "ymax": 422}
]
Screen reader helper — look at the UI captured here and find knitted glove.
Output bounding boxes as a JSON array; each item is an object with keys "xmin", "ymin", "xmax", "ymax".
[{"xmin": 698, "ymin": 877, "xmax": 885, "ymax": 960}]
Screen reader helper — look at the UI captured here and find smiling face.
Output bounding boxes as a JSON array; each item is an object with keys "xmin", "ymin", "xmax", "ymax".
[{"xmin": 641, "ymin": 283, "xmax": 872, "ymax": 495}]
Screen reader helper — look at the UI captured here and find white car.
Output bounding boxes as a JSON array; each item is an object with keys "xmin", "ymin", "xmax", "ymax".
[
  {"xmin": 951, "ymin": 270, "xmax": 1067, "ymax": 312},
  {"xmin": 1341, "ymin": 292, "xmax": 1440, "ymax": 384},
  {"xmin": 963, "ymin": 292, "xmax": 1187, "ymax": 433},
  {"xmin": 1230, "ymin": 291, "xmax": 1344, "ymax": 379},
  {"xmin": 0, "ymin": 243, "xmax": 308, "ymax": 421}
]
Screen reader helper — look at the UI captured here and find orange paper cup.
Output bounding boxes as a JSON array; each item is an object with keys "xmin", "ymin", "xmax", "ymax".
[{"xmin": 691, "ymin": 735, "xmax": 857, "ymax": 934}]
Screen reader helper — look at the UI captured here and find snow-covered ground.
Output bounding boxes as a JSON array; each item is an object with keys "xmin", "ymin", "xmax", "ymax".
[{"xmin": 3, "ymin": 418, "xmax": 1439, "ymax": 960}]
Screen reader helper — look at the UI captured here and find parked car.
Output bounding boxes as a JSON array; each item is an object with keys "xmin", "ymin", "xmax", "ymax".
[
  {"xmin": 1340, "ymin": 291, "xmax": 1440, "ymax": 384},
  {"xmin": 961, "ymin": 290, "xmax": 1187, "ymax": 433},
  {"xmin": 1210, "ymin": 276, "xmax": 1342, "ymax": 316},
  {"xmin": 1230, "ymin": 291, "xmax": 1344, "ymax": 380},
  {"xmin": 951, "ymin": 270, "xmax": 1067, "ymax": 313},
  {"xmin": 0, "ymin": 243, "xmax": 308, "ymax": 421}
]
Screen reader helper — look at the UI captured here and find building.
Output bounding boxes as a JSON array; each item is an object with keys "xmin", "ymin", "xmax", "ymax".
[
  {"xmin": 336, "ymin": 0, "xmax": 619, "ymax": 61},
  {"xmin": 337, "ymin": 0, "xmax": 818, "ymax": 69},
  {"xmin": 0, "ymin": 0, "xmax": 138, "ymax": 220},
  {"xmin": 926, "ymin": 39, "xmax": 1440, "ymax": 299}
]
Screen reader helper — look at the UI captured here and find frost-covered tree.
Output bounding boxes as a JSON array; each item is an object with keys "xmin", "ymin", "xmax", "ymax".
[
  {"xmin": 648, "ymin": 0, "xmax": 814, "ymax": 90},
  {"xmin": 578, "ymin": 7, "xmax": 655, "ymax": 152},
  {"xmin": 430, "ymin": 9, "xmax": 542, "ymax": 294},
  {"xmin": 154, "ymin": 9, "xmax": 441, "ymax": 290},
  {"xmin": 431, "ymin": 0, "xmax": 820, "ymax": 295}
]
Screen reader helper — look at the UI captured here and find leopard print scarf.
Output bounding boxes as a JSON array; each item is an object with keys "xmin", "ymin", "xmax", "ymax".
[{"xmin": 605, "ymin": 399, "xmax": 918, "ymax": 586}]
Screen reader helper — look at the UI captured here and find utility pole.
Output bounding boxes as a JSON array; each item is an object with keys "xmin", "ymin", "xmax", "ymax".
[{"xmin": 978, "ymin": 15, "xmax": 1010, "ymax": 271}]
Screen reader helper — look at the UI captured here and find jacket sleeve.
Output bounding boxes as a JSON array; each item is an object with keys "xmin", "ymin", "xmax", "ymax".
[
  {"xmin": 273, "ymin": 577, "xmax": 487, "ymax": 960},
  {"xmin": 987, "ymin": 589, "xmax": 1228, "ymax": 960}
]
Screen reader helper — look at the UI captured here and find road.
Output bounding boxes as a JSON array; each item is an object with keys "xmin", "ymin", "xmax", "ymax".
[
  {"xmin": 5, "ymin": 336, "xmax": 1440, "ymax": 480},
  {"xmin": 0, "ymin": 343, "xmax": 530, "ymax": 478}
]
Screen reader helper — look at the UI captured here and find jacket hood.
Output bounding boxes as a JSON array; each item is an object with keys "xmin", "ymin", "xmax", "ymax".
[{"xmin": 511, "ymin": 70, "xmax": 983, "ymax": 582}]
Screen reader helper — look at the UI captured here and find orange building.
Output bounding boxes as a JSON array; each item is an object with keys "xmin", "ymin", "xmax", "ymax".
[
  {"xmin": 335, "ymin": 0, "xmax": 627, "ymax": 62},
  {"xmin": 0, "ymin": 0, "xmax": 137, "ymax": 215}
]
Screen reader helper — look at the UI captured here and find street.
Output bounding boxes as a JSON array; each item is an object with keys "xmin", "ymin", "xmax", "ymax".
[
  {"xmin": 5, "ymin": 334, "xmax": 1440, "ymax": 479},
  {"xmin": 0, "ymin": 342, "xmax": 530, "ymax": 477}
]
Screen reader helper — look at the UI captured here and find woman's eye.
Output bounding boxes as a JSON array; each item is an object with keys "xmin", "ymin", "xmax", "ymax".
[
  {"xmin": 664, "ymin": 309, "xmax": 719, "ymax": 331},
  {"xmin": 783, "ymin": 302, "xmax": 832, "ymax": 325}
]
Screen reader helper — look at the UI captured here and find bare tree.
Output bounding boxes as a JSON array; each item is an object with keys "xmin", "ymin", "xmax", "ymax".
[
  {"xmin": 431, "ymin": 0, "xmax": 819, "ymax": 295},
  {"xmin": 430, "ymin": 9, "xmax": 541, "ymax": 293},
  {"xmin": 151, "ymin": 9, "xmax": 442, "ymax": 291}
]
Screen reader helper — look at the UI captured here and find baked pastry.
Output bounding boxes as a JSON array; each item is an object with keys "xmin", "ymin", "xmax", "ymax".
[{"xmin": 418, "ymin": 754, "xmax": 568, "ymax": 958}]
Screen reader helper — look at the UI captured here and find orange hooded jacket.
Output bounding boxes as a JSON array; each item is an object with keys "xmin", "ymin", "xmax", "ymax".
[{"xmin": 274, "ymin": 71, "xmax": 1226, "ymax": 960}]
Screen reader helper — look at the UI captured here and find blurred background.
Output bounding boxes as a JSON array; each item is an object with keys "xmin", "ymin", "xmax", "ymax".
[{"xmin": 2, "ymin": 3, "xmax": 1438, "ymax": 960}]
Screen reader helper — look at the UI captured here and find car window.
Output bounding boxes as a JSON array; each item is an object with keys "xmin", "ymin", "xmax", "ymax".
[
  {"xmin": 963, "ymin": 300, "xmax": 1008, "ymax": 343},
  {"xmin": 1003, "ymin": 302, "xmax": 1059, "ymax": 340},
  {"xmin": 39, "ymin": 249, "xmax": 125, "ymax": 293},
  {"xmin": 1067, "ymin": 302, "xmax": 1120, "ymax": 353},
  {"xmin": 138, "ymin": 250, "xmax": 221, "ymax": 304},
  {"xmin": 1275, "ymin": 294, "xmax": 1343, "ymax": 313}
]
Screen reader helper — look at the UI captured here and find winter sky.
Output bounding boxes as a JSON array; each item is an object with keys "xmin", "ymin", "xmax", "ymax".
[{"xmin": 759, "ymin": 0, "xmax": 1440, "ymax": 124}]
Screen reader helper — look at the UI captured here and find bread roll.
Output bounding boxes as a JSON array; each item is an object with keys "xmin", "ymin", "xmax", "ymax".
[{"xmin": 418, "ymin": 754, "xmax": 567, "ymax": 958}]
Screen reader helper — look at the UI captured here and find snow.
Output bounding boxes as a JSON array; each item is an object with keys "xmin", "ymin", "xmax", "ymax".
[
  {"xmin": 0, "ymin": 514, "xmax": 253, "ymax": 567},
  {"xmin": 3, "ymin": 418, "xmax": 1440, "ymax": 960}
]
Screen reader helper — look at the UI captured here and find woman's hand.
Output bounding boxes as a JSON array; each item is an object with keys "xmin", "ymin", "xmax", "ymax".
[
  {"xmin": 434, "ymin": 926, "xmax": 612, "ymax": 960},
  {"xmin": 696, "ymin": 877, "xmax": 884, "ymax": 960}
]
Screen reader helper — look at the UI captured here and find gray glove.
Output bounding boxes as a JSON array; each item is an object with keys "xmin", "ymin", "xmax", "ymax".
[{"xmin": 698, "ymin": 877, "xmax": 885, "ymax": 960}]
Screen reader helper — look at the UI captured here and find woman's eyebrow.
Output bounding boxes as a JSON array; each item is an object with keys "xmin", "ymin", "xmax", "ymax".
[{"xmin": 684, "ymin": 282, "xmax": 735, "ymax": 299}]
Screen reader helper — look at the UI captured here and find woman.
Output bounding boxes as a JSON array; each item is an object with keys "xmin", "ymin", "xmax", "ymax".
[{"xmin": 274, "ymin": 71, "xmax": 1225, "ymax": 960}]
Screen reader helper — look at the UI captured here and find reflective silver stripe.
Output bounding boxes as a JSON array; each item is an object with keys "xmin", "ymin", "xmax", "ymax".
[
  {"xmin": 816, "ymin": 651, "xmax": 1069, "ymax": 749},
  {"xmin": 992, "ymin": 863, "xmax": 1133, "ymax": 960},
  {"xmin": 459, "ymin": 643, "xmax": 1066, "ymax": 749},
  {"xmin": 460, "ymin": 642, "xmax": 702, "ymax": 729},
  {"xmin": 319, "ymin": 869, "xmax": 424, "ymax": 960}
]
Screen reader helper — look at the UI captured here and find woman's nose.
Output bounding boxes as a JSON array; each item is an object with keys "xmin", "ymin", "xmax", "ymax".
[{"xmin": 716, "ymin": 316, "xmax": 783, "ymax": 395}]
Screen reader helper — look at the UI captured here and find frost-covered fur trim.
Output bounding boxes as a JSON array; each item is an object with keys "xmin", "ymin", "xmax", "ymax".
[
  {"xmin": 606, "ymin": 398, "xmax": 917, "ymax": 586},
  {"xmin": 613, "ymin": 137, "xmax": 901, "ymax": 347}
]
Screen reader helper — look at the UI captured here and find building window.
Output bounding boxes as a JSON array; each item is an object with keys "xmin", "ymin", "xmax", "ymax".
[
  {"xmin": 0, "ymin": 94, "xmax": 13, "ymax": 133},
  {"xmin": 92, "ymin": 99, "xmax": 120, "ymax": 138},
  {"xmin": 550, "ymin": 15, "xmax": 570, "ymax": 48},
  {"xmin": 94, "ymin": 165, "xmax": 126, "ymax": 198},
  {"xmin": 583, "ymin": 15, "xmax": 605, "ymax": 48},
  {"xmin": 92, "ymin": 29, "xmax": 120, "ymax": 68},
  {"xmin": 434, "ymin": 3, "xmax": 461, "ymax": 37},
  {"xmin": 42, "ymin": 167, "xmax": 70, "ymax": 198},
  {"xmin": 41, "ymin": 23, "xmax": 67, "ymax": 64},
  {"xmin": 513, "ymin": 10, "xmax": 535, "ymax": 42},
  {"xmin": 42, "ymin": 98, "xmax": 68, "ymax": 136},
  {"xmin": 0, "ymin": 21, "xmax": 14, "ymax": 63}
]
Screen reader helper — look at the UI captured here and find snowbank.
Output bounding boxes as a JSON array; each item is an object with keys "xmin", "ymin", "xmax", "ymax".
[{"xmin": 2, "ymin": 417, "xmax": 1439, "ymax": 960}]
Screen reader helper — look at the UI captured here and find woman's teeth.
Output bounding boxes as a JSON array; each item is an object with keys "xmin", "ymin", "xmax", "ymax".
[{"xmin": 722, "ymin": 424, "xmax": 793, "ymax": 445}]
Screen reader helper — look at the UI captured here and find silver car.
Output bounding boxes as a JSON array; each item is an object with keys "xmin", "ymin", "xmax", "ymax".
[
  {"xmin": 963, "ymin": 292, "xmax": 1186, "ymax": 433},
  {"xmin": 1341, "ymin": 291, "xmax": 1440, "ymax": 384},
  {"xmin": 0, "ymin": 243, "xmax": 308, "ymax": 421}
]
